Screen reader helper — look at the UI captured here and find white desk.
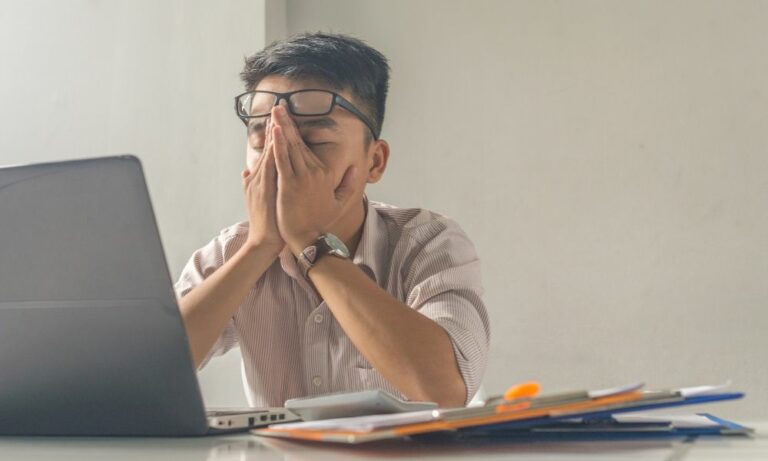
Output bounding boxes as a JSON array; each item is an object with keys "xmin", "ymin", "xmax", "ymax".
[{"xmin": 0, "ymin": 422, "xmax": 765, "ymax": 461}]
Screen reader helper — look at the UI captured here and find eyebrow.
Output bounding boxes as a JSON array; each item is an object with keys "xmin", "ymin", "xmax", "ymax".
[
  {"xmin": 296, "ymin": 117, "xmax": 340, "ymax": 132},
  {"xmin": 249, "ymin": 116, "xmax": 340, "ymax": 133}
]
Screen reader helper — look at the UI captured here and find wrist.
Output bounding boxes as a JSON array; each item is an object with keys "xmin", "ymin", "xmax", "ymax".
[
  {"xmin": 242, "ymin": 237, "xmax": 284, "ymax": 259},
  {"xmin": 288, "ymin": 232, "xmax": 323, "ymax": 257},
  {"xmin": 294, "ymin": 232, "xmax": 351, "ymax": 279}
]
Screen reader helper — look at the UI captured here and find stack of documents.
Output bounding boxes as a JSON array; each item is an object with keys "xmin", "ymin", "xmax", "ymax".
[
  {"xmin": 251, "ymin": 381, "xmax": 752, "ymax": 444},
  {"xmin": 432, "ymin": 413, "xmax": 753, "ymax": 442}
]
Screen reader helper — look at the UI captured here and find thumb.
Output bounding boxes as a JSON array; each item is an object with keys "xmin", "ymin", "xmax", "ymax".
[{"xmin": 334, "ymin": 165, "xmax": 357, "ymax": 202}]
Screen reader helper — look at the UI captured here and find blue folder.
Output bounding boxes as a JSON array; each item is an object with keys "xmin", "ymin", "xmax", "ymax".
[{"xmin": 414, "ymin": 392, "xmax": 752, "ymax": 442}]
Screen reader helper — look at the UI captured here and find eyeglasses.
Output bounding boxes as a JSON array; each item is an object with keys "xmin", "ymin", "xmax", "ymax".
[{"xmin": 234, "ymin": 89, "xmax": 380, "ymax": 139}]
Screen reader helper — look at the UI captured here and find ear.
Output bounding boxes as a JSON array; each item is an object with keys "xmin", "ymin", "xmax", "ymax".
[{"xmin": 366, "ymin": 139, "xmax": 390, "ymax": 184}]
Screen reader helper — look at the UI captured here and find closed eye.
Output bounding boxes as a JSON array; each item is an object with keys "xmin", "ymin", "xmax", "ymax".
[{"xmin": 306, "ymin": 142, "xmax": 333, "ymax": 147}]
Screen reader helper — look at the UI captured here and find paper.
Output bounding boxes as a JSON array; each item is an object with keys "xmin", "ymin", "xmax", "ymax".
[
  {"xmin": 613, "ymin": 413, "xmax": 720, "ymax": 428},
  {"xmin": 253, "ymin": 381, "xmax": 746, "ymax": 445},
  {"xmin": 678, "ymin": 381, "xmax": 732, "ymax": 398},
  {"xmin": 269, "ymin": 409, "xmax": 439, "ymax": 432},
  {"xmin": 588, "ymin": 382, "xmax": 645, "ymax": 399}
]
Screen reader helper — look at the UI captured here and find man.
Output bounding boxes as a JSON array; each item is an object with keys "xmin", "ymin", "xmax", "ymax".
[{"xmin": 175, "ymin": 33, "xmax": 490, "ymax": 408}]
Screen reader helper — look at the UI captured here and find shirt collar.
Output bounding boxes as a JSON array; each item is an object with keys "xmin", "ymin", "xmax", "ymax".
[
  {"xmin": 351, "ymin": 194, "xmax": 388, "ymax": 284},
  {"xmin": 278, "ymin": 194, "xmax": 387, "ymax": 285}
]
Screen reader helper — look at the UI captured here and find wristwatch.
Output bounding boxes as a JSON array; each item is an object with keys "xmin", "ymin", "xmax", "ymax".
[{"xmin": 297, "ymin": 233, "xmax": 350, "ymax": 278}]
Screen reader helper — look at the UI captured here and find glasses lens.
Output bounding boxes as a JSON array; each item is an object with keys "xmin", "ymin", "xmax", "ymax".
[
  {"xmin": 239, "ymin": 92, "xmax": 277, "ymax": 117},
  {"xmin": 290, "ymin": 91, "xmax": 334, "ymax": 115}
]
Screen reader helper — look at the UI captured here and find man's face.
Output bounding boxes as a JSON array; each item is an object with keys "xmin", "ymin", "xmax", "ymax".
[{"xmin": 245, "ymin": 75, "xmax": 373, "ymax": 196}]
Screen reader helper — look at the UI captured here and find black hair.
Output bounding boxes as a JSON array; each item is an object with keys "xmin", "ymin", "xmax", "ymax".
[{"xmin": 240, "ymin": 32, "xmax": 390, "ymax": 141}]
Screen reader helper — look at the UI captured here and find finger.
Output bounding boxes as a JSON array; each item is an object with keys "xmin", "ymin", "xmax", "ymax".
[
  {"xmin": 255, "ymin": 150, "xmax": 267, "ymax": 172},
  {"xmin": 272, "ymin": 124, "xmax": 294, "ymax": 178},
  {"xmin": 265, "ymin": 115, "xmax": 273, "ymax": 145},
  {"xmin": 250, "ymin": 143, "xmax": 270, "ymax": 174},
  {"xmin": 296, "ymin": 135, "xmax": 323, "ymax": 171},
  {"xmin": 263, "ymin": 144, "xmax": 278, "ymax": 192},
  {"xmin": 303, "ymin": 147, "xmax": 324, "ymax": 170},
  {"xmin": 246, "ymin": 157, "xmax": 265, "ymax": 189},
  {"xmin": 334, "ymin": 165, "xmax": 358, "ymax": 202},
  {"xmin": 273, "ymin": 105, "xmax": 325, "ymax": 174},
  {"xmin": 271, "ymin": 105, "xmax": 306, "ymax": 171},
  {"xmin": 246, "ymin": 117, "xmax": 272, "ymax": 173},
  {"xmin": 250, "ymin": 125, "xmax": 275, "ymax": 176},
  {"xmin": 255, "ymin": 141, "xmax": 274, "ymax": 183},
  {"xmin": 273, "ymin": 105, "xmax": 305, "ymax": 152},
  {"xmin": 273, "ymin": 122, "xmax": 307, "ymax": 175},
  {"xmin": 261, "ymin": 124, "xmax": 274, "ymax": 165}
]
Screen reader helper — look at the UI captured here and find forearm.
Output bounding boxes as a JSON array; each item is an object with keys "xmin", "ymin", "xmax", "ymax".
[
  {"xmin": 308, "ymin": 256, "xmax": 467, "ymax": 407},
  {"xmin": 178, "ymin": 242, "xmax": 281, "ymax": 369}
]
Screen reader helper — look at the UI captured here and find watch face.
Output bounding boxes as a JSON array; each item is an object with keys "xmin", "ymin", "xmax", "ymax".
[{"xmin": 324, "ymin": 233, "xmax": 350, "ymax": 258}]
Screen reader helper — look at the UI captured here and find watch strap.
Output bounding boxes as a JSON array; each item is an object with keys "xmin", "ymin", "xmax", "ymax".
[{"xmin": 297, "ymin": 235, "xmax": 340, "ymax": 278}]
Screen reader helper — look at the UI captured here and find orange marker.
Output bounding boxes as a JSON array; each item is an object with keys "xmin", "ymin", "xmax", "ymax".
[{"xmin": 503, "ymin": 381, "xmax": 541, "ymax": 401}]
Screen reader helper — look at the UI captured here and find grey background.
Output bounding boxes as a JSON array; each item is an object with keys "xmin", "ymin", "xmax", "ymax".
[
  {"xmin": 0, "ymin": 0, "xmax": 263, "ymax": 406},
  {"xmin": 284, "ymin": 0, "xmax": 768, "ymax": 419},
  {"xmin": 1, "ymin": 0, "xmax": 765, "ymax": 418}
]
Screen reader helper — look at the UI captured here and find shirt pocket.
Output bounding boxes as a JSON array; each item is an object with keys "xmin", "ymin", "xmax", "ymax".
[{"xmin": 337, "ymin": 365, "xmax": 379, "ymax": 392}]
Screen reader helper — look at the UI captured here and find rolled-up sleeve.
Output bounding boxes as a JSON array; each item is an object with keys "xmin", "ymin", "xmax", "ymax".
[
  {"xmin": 402, "ymin": 221, "xmax": 491, "ymax": 405},
  {"xmin": 174, "ymin": 233, "xmax": 240, "ymax": 370}
]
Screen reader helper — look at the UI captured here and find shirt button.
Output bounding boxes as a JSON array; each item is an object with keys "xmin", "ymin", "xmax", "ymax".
[
  {"xmin": 312, "ymin": 376, "xmax": 323, "ymax": 387},
  {"xmin": 313, "ymin": 314, "xmax": 324, "ymax": 324}
]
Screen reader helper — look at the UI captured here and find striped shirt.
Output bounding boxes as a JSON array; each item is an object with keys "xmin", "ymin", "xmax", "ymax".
[{"xmin": 174, "ymin": 195, "xmax": 490, "ymax": 407}]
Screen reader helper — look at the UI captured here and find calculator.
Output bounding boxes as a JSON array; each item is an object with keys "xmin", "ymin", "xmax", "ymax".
[{"xmin": 285, "ymin": 390, "xmax": 438, "ymax": 421}]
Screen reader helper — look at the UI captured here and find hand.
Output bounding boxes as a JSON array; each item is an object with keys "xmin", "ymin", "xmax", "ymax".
[
  {"xmin": 270, "ymin": 105, "xmax": 358, "ymax": 255},
  {"xmin": 242, "ymin": 116, "xmax": 284, "ymax": 254}
]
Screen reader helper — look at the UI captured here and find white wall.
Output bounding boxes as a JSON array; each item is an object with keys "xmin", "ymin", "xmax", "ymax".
[
  {"xmin": 2, "ymin": 0, "xmax": 766, "ymax": 419},
  {"xmin": 286, "ymin": 0, "xmax": 768, "ymax": 418},
  {"xmin": 0, "ymin": 0, "xmax": 264, "ymax": 407}
]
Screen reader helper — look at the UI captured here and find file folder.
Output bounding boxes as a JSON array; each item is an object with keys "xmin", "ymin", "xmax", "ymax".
[{"xmin": 251, "ymin": 382, "xmax": 749, "ymax": 444}]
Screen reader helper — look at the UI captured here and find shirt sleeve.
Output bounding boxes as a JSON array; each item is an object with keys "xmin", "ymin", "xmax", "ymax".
[
  {"xmin": 174, "ymin": 232, "xmax": 240, "ymax": 371},
  {"xmin": 401, "ymin": 219, "xmax": 491, "ymax": 405}
]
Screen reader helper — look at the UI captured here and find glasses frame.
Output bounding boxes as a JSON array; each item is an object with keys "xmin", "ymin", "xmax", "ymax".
[{"xmin": 234, "ymin": 89, "xmax": 380, "ymax": 140}]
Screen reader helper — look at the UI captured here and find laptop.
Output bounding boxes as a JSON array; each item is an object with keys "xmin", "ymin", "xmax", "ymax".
[{"xmin": 0, "ymin": 155, "xmax": 298, "ymax": 436}]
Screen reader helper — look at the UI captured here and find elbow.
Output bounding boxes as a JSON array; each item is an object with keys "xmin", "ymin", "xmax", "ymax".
[
  {"xmin": 443, "ymin": 377, "xmax": 468, "ymax": 408},
  {"xmin": 420, "ymin": 376, "xmax": 467, "ymax": 408}
]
